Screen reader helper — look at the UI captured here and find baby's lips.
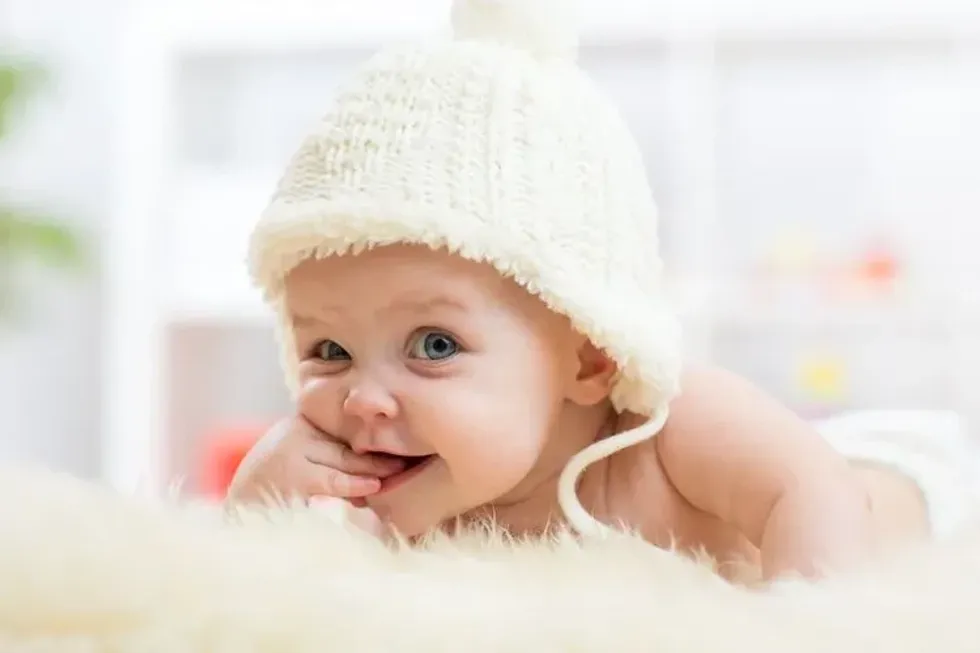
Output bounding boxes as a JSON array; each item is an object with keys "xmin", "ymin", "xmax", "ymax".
[
  {"xmin": 366, "ymin": 451, "xmax": 432, "ymax": 478},
  {"xmin": 374, "ymin": 462, "xmax": 407, "ymax": 480}
]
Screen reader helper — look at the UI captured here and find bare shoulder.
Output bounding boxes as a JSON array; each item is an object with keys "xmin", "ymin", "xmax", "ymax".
[
  {"xmin": 605, "ymin": 365, "xmax": 738, "ymax": 499},
  {"xmin": 655, "ymin": 363, "xmax": 818, "ymax": 462},
  {"xmin": 602, "ymin": 366, "xmax": 812, "ymax": 559},
  {"xmin": 660, "ymin": 364, "xmax": 759, "ymax": 437}
]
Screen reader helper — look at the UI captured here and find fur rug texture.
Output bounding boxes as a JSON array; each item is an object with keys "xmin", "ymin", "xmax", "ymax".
[{"xmin": 0, "ymin": 465, "xmax": 978, "ymax": 652}]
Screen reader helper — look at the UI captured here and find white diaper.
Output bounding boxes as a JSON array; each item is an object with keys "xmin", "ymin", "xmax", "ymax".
[{"xmin": 814, "ymin": 410, "xmax": 980, "ymax": 539}]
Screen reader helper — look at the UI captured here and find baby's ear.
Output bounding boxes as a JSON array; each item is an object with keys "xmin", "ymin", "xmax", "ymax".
[{"xmin": 566, "ymin": 340, "xmax": 617, "ymax": 406}]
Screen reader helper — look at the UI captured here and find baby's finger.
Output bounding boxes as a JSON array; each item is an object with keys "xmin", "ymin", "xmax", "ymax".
[
  {"xmin": 339, "ymin": 447, "xmax": 407, "ymax": 476},
  {"xmin": 307, "ymin": 439, "xmax": 406, "ymax": 476},
  {"xmin": 304, "ymin": 465, "xmax": 381, "ymax": 498}
]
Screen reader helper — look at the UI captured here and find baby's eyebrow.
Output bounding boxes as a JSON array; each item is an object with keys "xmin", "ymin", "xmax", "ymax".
[
  {"xmin": 289, "ymin": 312, "xmax": 326, "ymax": 329},
  {"xmin": 384, "ymin": 297, "xmax": 467, "ymax": 314},
  {"xmin": 288, "ymin": 304, "xmax": 342, "ymax": 328},
  {"xmin": 289, "ymin": 298, "xmax": 466, "ymax": 327}
]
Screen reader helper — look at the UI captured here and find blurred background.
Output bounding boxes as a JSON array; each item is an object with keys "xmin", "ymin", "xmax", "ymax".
[{"xmin": 3, "ymin": 0, "xmax": 980, "ymax": 498}]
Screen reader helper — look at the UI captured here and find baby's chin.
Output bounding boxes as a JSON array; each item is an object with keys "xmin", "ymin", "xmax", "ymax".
[
  {"xmin": 364, "ymin": 468, "xmax": 456, "ymax": 539},
  {"xmin": 364, "ymin": 459, "xmax": 519, "ymax": 540},
  {"xmin": 364, "ymin": 501, "xmax": 447, "ymax": 541}
]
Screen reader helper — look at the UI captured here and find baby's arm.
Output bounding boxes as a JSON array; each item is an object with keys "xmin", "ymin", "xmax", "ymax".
[{"xmin": 655, "ymin": 366, "xmax": 875, "ymax": 580}]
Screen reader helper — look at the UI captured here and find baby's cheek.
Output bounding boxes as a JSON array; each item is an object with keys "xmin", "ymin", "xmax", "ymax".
[
  {"xmin": 453, "ymin": 403, "xmax": 547, "ymax": 471},
  {"xmin": 415, "ymin": 373, "xmax": 553, "ymax": 478},
  {"xmin": 295, "ymin": 361, "xmax": 328, "ymax": 394},
  {"xmin": 296, "ymin": 373, "xmax": 343, "ymax": 427}
]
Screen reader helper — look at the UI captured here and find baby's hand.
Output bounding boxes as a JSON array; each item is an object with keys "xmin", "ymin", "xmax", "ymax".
[{"xmin": 225, "ymin": 416, "xmax": 407, "ymax": 505}]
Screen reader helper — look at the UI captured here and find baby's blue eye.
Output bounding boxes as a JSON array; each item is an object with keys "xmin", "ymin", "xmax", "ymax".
[
  {"xmin": 409, "ymin": 330, "xmax": 459, "ymax": 361},
  {"xmin": 316, "ymin": 340, "xmax": 351, "ymax": 361}
]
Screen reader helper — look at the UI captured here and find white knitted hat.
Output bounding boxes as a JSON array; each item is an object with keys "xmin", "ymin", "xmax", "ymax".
[{"xmin": 249, "ymin": 0, "xmax": 683, "ymax": 418}]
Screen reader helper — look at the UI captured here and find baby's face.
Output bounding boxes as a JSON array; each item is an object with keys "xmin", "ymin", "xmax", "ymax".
[{"xmin": 284, "ymin": 244, "xmax": 587, "ymax": 536}]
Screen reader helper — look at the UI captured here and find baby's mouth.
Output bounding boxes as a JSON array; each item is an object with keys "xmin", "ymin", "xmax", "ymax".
[
  {"xmin": 371, "ymin": 453, "xmax": 436, "ymax": 479},
  {"xmin": 397, "ymin": 454, "xmax": 436, "ymax": 472},
  {"xmin": 374, "ymin": 454, "xmax": 438, "ymax": 495},
  {"xmin": 350, "ymin": 455, "xmax": 433, "ymax": 509}
]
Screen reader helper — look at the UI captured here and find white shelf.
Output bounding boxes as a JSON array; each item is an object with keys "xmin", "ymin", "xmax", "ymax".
[
  {"xmin": 145, "ymin": 0, "xmax": 980, "ymax": 56},
  {"xmin": 709, "ymin": 297, "xmax": 954, "ymax": 331},
  {"xmin": 152, "ymin": 0, "xmax": 675, "ymax": 53},
  {"xmin": 167, "ymin": 294, "xmax": 272, "ymax": 328},
  {"xmin": 693, "ymin": 1, "xmax": 980, "ymax": 38}
]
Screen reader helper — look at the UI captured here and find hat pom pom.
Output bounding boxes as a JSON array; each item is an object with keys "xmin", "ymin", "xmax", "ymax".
[{"xmin": 450, "ymin": 0, "xmax": 580, "ymax": 62}]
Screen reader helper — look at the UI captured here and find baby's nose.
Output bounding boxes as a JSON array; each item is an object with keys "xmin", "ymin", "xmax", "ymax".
[{"xmin": 342, "ymin": 382, "xmax": 399, "ymax": 430}]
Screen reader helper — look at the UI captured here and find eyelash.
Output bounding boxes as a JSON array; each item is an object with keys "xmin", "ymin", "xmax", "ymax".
[
  {"xmin": 407, "ymin": 329, "xmax": 461, "ymax": 361},
  {"xmin": 307, "ymin": 329, "xmax": 465, "ymax": 363},
  {"xmin": 312, "ymin": 340, "xmax": 350, "ymax": 362}
]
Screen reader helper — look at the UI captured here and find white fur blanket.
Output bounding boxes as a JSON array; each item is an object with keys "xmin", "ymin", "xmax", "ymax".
[{"xmin": 0, "ymin": 465, "xmax": 976, "ymax": 652}]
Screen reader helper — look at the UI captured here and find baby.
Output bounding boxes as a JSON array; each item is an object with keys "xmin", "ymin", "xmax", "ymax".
[{"xmin": 227, "ymin": 0, "xmax": 966, "ymax": 582}]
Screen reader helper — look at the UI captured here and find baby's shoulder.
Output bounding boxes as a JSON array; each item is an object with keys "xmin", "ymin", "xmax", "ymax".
[{"xmin": 603, "ymin": 412, "xmax": 750, "ymax": 555}]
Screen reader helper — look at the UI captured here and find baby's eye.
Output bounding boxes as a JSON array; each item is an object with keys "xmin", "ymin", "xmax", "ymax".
[
  {"xmin": 315, "ymin": 340, "xmax": 351, "ymax": 361},
  {"xmin": 408, "ymin": 330, "xmax": 460, "ymax": 361}
]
